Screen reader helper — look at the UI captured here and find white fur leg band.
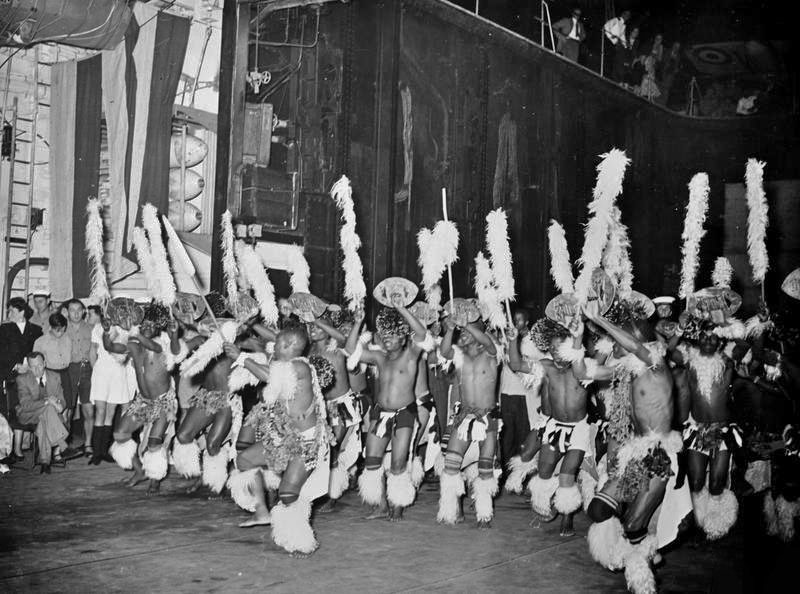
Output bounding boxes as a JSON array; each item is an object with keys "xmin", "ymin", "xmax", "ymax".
[
  {"xmin": 110, "ymin": 439, "xmax": 137, "ymax": 470},
  {"xmin": 142, "ymin": 447, "xmax": 169, "ymax": 481},
  {"xmin": 437, "ymin": 472, "xmax": 466, "ymax": 524},
  {"xmin": 387, "ymin": 471, "xmax": 417, "ymax": 508},
  {"xmin": 699, "ymin": 488, "xmax": 738, "ymax": 540},
  {"xmin": 530, "ymin": 475, "xmax": 559, "ymax": 516},
  {"xmin": 202, "ymin": 446, "xmax": 230, "ymax": 494},
  {"xmin": 623, "ymin": 535, "xmax": 658, "ymax": 594},
  {"xmin": 262, "ymin": 469, "xmax": 283, "ymax": 491},
  {"xmin": 171, "ymin": 439, "xmax": 202, "ymax": 478},
  {"xmin": 358, "ymin": 467, "xmax": 385, "ymax": 506},
  {"xmin": 504, "ymin": 455, "xmax": 538, "ymax": 494},
  {"xmin": 328, "ymin": 465, "xmax": 350, "ymax": 500},
  {"xmin": 228, "ymin": 468, "xmax": 261, "ymax": 512},
  {"xmin": 554, "ymin": 484, "xmax": 583, "ymax": 515},
  {"xmin": 271, "ymin": 498, "xmax": 318, "ymax": 555},
  {"xmin": 587, "ymin": 517, "xmax": 627, "ymax": 570},
  {"xmin": 410, "ymin": 456, "xmax": 425, "ymax": 489},
  {"xmin": 472, "ymin": 475, "xmax": 499, "ymax": 523}
]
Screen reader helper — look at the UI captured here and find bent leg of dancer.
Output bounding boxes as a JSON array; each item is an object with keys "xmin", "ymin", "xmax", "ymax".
[
  {"xmin": 111, "ymin": 413, "xmax": 145, "ymax": 487},
  {"xmin": 142, "ymin": 416, "xmax": 170, "ymax": 495},
  {"xmin": 202, "ymin": 407, "xmax": 234, "ymax": 497},
  {"xmin": 529, "ymin": 444, "xmax": 562, "ymax": 525},
  {"xmin": 234, "ymin": 443, "xmax": 272, "ymax": 527},
  {"xmin": 555, "ymin": 449, "xmax": 585, "ymax": 536},
  {"xmin": 360, "ymin": 430, "xmax": 390, "ymax": 519},
  {"xmin": 437, "ymin": 434, "xmax": 469, "ymax": 524}
]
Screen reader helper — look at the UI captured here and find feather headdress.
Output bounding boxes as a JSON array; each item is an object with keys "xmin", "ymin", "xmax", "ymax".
[
  {"xmin": 286, "ymin": 244, "xmax": 311, "ymax": 294},
  {"xmin": 330, "ymin": 175, "xmax": 367, "ymax": 311},
  {"xmin": 132, "ymin": 227, "xmax": 157, "ymax": 298},
  {"xmin": 474, "ymin": 251, "xmax": 506, "ymax": 329},
  {"xmin": 745, "ymin": 159, "xmax": 769, "ymax": 284},
  {"xmin": 485, "ymin": 208, "xmax": 515, "ymax": 302},
  {"xmin": 712, "ymin": 256, "xmax": 733, "ymax": 289},
  {"xmin": 85, "ymin": 198, "xmax": 110, "ymax": 305},
  {"xmin": 236, "ymin": 241, "xmax": 279, "ymax": 326},
  {"xmin": 601, "ymin": 207, "xmax": 634, "ymax": 297},
  {"xmin": 141, "ymin": 203, "xmax": 176, "ymax": 306},
  {"xmin": 547, "ymin": 219, "xmax": 574, "ymax": 294},
  {"xmin": 679, "ymin": 173, "xmax": 710, "ymax": 299},
  {"xmin": 574, "ymin": 149, "xmax": 630, "ymax": 302},
  {"xmin": 220, "ymin": 210, "xmax": 238, "ymax": 299}
]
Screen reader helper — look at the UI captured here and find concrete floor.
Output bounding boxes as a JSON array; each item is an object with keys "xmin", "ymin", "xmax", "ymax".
[{"xmin": 0, "ymin": 455, "xmax": 789, "ymax": 593}]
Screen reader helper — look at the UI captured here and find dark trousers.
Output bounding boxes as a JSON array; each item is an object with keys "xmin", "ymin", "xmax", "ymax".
[{"xmin": 500, "ymin": 393, "xmax": 530, "ymax": 466}]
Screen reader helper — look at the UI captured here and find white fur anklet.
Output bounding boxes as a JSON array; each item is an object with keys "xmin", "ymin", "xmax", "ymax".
[
  {"xmin": 142, "ymin": 447, "xmax": 169, "ymax": 481},
  {"xmin": 109, "ymin": 439, "xmax": 137, "ymax": 470},
  {"xmin": 437, "ymin": 471, "xmax": 466, "ymax": 524},
  {"xmin": 530, "ymin": 475, "xmax": 559, "ymax": 516},
  {"xmin": 387, "ymin": 470, "xmax": 417, "ymax": 508},
  {"xmin": 171, "ymin": 439, "xmax": 202, "ymax": 478},
  {"xmin": 358, "ymin": 467, "xmax": 385, "ymax": 506},
  {"xmin": 271, "ymin": 498, "xmax": 318, "ymax": 554},
  {"xmin": 472, "ymin": 475, "xmax": 499, "ymax": 523},
  {"xmin": 202, "ymin": 446, "xmax": 230, "ymax": 494}
]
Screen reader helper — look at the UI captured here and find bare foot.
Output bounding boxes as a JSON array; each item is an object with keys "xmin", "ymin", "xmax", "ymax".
[
  {"xmin": 365, "ymin": 506, "xmax": 389, "ymax": 520},
  {"xmin": 289, "ymin": 551, "xmax": 314, "ymax": 559},
  {"xmin": 239, "ymin": 514, "xmax": 272, "ymax": 527},
  {"xmin": 146, "ymin": 480, "xmax": 161, "ymax": 495},
  {"xmin": 124, "ymin": 472, "xmax": 147, "ymax": 488},
  {"xmin": 529, "ymin": 512, "xmax": 557, "ymax": 528},
  {"xmin": 387, "ymin": 506, "xmax": 404, "ymax": 522},
  {"xmin": 477, "ymin": 520, "xmax": 492, "ymax": 530},
  {"xmin": 206, "ymin": 491, "xmax": 225, "ymax": 501},
  {"xmin": 560, "ymin": 515, "xmax": 575, "ymax": 537},
  {"xmin": 317, "ymin": 499, "xmax": 338, "ymax": 514},
  {"xmin": 185, "ymin": 477, "xmax": 203, "ymax": 494}
]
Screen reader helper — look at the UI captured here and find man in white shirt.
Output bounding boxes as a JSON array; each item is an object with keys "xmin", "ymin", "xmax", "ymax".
[
  {"xmin": 552, "ymin": 7, "xmax": 586, "ymax": 63},
  {"xmin": 603, "ymin": 10, "xmax": 631, "ymax": 81}
]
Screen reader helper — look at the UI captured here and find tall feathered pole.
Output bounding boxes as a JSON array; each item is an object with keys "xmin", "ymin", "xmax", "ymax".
[
  {"xmin": 417, "ymin": 218, "xmax": 459, "ymax": 312},
  {"xmin": 132, "ymin": 227, "xmax": 157, "ymax": 298},
  {"xmin": 236, "ymin": 241, "xmax": 279, "ymax": 326},
  {"xmin": 485, "ymin": 207, "xmax": 515, "ymax": 325},
  {"xmin": 85, "ymin": 198, "xmax": 110, "ymax": 306},
  {"xmin": 679, "ymin": 173, "xmax": 710, "ymax": 300},
  {"xmin": 330, "ymin": 175, "xmax": 367, "ymax": 312},
  {"xmin": 745, "ymin": 158, "xmax": 769, "ymax": 299},
  {"xmin": 601, "ymin": 207, "xmax": 634, "ymax": 298},
  {"xmin": 441, "ymin": 189, "xmax": 458, "ymax": 314},
  {"xmin": 712, "ymin": 256, "xmax": 733, "ymax": 289},
  {"xmin": 547, "ymin": 219, "xmax": 574, "ymax": 294},
  {"xmin": 474, "ymin": 251, "xmax": 506, "ymax": 329},
  {"xmin": 286, "ymin": 244, "xmax": 311, "ymax": 294},
  {"xmin": 141, "ymin": 203, "xmax": 176, "ymax": 306},
  {"xmin": 574, "ymin": 149, "xmax": 630, "ymax": 302},
  {"xmin": 220, "ymin": 210, "xmax": 239, "ymax": 300}
]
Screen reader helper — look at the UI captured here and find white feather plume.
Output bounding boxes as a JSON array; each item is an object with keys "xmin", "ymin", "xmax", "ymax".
[
  {"xmin": 221, "ymin": 210, "xmax": 239, "ymax": 299},
  {"xmin": 330, "ymin": 175, "xmax": 367, "ymax": 311},
  {"xmin": 745, "ymin": 159, "xmax": 769, "ymax": 284},
  {"xmin": 286, "ymin": 244, "xmax": 311, "ymax": 294},
  {"xmin": 84, "ymin": 198, "xmax": 110, "ymax": 305},
  {"xmin": 228, "ymin": 352, "xmax": 269, "ymax": 392},
  {"xmin": 475, "ymin": 252, "xmax": 506, "ymax": 329},
  {"xmin": 485, "ymin": 208, "xmax": 515, "ymax": 302},
  {"xmin": 163, "ymin": 216, "xmax": 196, "ymax": 280},
  {"xmin": 712, "ymin": 257, "xmax": 733, "ymax": 289},
  {"xmin": 601, "ymin": 207, "xmax": 634, "ymax": 297},
  {"xmin": 417, "ymin": 222, "xmax": 459, "ymax": 311},
  {"xmin": 141, "ymin": 203, "xmax": 176, "ymax": 306},
  {"xmin": 679, "ymin": 173, "xmax": 710, "ymax": 299},
  {"xmin": 132, "ymin": 227, "xmax": 157, "ymax": 298},
  {"xmin": 236, "ymin": 241, "xmax": 279, "ymax": 326},
  {"xmin": 547, "ymin": 220, "xmax": 574, "ymax": 294},
  {"xmin": 575, "ymin": 149, "xmax": 630, "ymax": 302},
  {"xmin": 181, "ymin": 321, "xmax": 239, "ymax": 378}
]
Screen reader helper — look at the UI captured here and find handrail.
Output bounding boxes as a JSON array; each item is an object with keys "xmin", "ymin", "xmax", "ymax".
[{"xmin": 540, "ymin": 1, "xmax": 555, "ymax": 52}]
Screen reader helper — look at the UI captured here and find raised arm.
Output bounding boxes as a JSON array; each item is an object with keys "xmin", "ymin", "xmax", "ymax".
[
  {"xmin": 583, "ymin": 304, "xmax": 654, "ymax": 366},
  {"xmin": 344, "ymin": 308, "xmax": 382, "ymax": 366},
  {"xmin": 313, "ymin": 316, "xmax": 346, "ymax": 345},
  {"xmin": 392, "ymin": 295, "xmax": 427, "ymax": 344},
  {"xmin": 250, "ymin": 322, "xmax": 278, "ymax": 343},
  {"xmin": 223, "ymin": 342, "xmax": 271, "ymax": 382},
  {"xmin": 464, "ymin": 322, "xmax": 496, "ymax": 356}
]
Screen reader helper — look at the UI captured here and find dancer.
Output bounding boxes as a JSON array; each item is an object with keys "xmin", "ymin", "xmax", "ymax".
[
  {"xmin": 584, "ymin": 299, "xmax": 685, "ymax": 594},
  {"xmin": 508, "ymin": 313, "xmax": 606, "ymax": 536},
  {"xmin": 345, "ymin": 287, "xmax": 428, "ymax": 521},
  {"xmin": 226, "ymin": 325, "xmax": 331, "ymax": 555},
  {"xmin": 437, "ymin": 311, "xmax": 500, "ymax": 528},
  {"xmin": 109, "ymin": 304, "xmax": 184, "ymax": 494}
]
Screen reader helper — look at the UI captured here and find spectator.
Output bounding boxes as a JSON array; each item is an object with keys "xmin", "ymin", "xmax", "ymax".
[
  {"xmin": 33, "ymin": 314, "xmax": 72, "ymax": 408},
  {"xmin": 14, "ymin": 352, "xmax": 80, "ymax": 473},
  {"xmin": 622, "ymin": 27, "xmax": 642, "ymax": 86},
  {"xmin": 603, "ymin": 10, "xmax": 631, "ymax": 81},
  {"xmin": 29, "ymin": 290, "xmax": 53, "ymax": 333},
  {"xmin": 0, "ymin": 297, "xmax": 42, "ymax": 387},
  {"xmin": 657, "ymin": 41, "xmax": 682, "ymax": 106},
  {"xmin": 635, "ymin": 54, "xmax": 662, "ymax": 101},
  {"xmin": 63, "ymin": 299, "xmax": 94, "ymax": 453},
  {"xmin": 552, "ymin": 7, "xmax": 586, "ymax": 63}
]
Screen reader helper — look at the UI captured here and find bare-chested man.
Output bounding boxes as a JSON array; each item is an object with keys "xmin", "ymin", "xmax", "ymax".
[
  {"xmin": 307, "ymin": 309, "xmax": 364, "ymax": 510},
  {"xmin": 109, "ymin": 304, "xmax": 183, "ymax": 495},
  {"xmin": 225, "ymin": 325, "xmax": 330, "ymax": 555},
  {"xmin": 437, "ymin": 318, "xmax": 500, "ymax": 528},
  {"xmin": 345, "ymin": 297, "xmax": 427, "ymax": 521},
  {"xmin": 584, "ymin": 302, "xmax": 683, "ymax": 594},
  {"xmin": 671, "ymin": 319, "xmax": 741, "ymax": 540},
  {"xmin": 508, "ymin": 315, "xmax": 601, "ymax": 536}
]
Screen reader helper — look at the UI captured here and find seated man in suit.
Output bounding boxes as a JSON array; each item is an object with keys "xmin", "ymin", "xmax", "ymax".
[{"xmin": 15, "ymin": 352, "xmax": 80, "ymax": 473}]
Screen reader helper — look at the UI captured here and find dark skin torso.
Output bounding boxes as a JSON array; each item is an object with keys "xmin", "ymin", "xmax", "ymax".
[{"xmin": 127, "ymin": 339, "xmax": 172, "ymax": 399}]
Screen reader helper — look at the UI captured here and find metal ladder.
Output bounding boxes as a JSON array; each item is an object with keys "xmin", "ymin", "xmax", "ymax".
[{"xmin": 1, "ymin": 46, "xmax": 48, "ymax": 313}]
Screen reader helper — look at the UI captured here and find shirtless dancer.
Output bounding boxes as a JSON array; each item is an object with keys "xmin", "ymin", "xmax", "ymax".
[
  {"xmin": 671, "ymin": 319, "xmax": 741, "ymax": 540},
  {"xmin": 226, "ymin": 326, "xmax": 330, "ymax": 555},
  {"xmin": 345, "ymin": 297, "xmax": 428, "ymax": 520},
  {"xmin": 584, "ymin": 302, "xmax": 682, "ymax": 594},
  {"xmin": 308, "ymin": 309, "xmax": 363, "ymax": 510},
  {"xmin": 508, "ymin": 315, "xmax": 601, "ymax": 536},
  {"xmin": 437, "ymin": 318, "xmax": 500, "ymax": 528},
  {"xmin": 109, "ymin": 304, "xmax": 184, "ymax": 494},
  {"xmin": 172, "ymin": 331, "xmax": 254, "ymax": 497}
]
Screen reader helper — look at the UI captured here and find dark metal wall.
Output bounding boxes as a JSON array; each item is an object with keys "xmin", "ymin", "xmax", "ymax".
[{"xmin": 214, "ymin": 0, "xmax": 800, "ymax": 315}]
